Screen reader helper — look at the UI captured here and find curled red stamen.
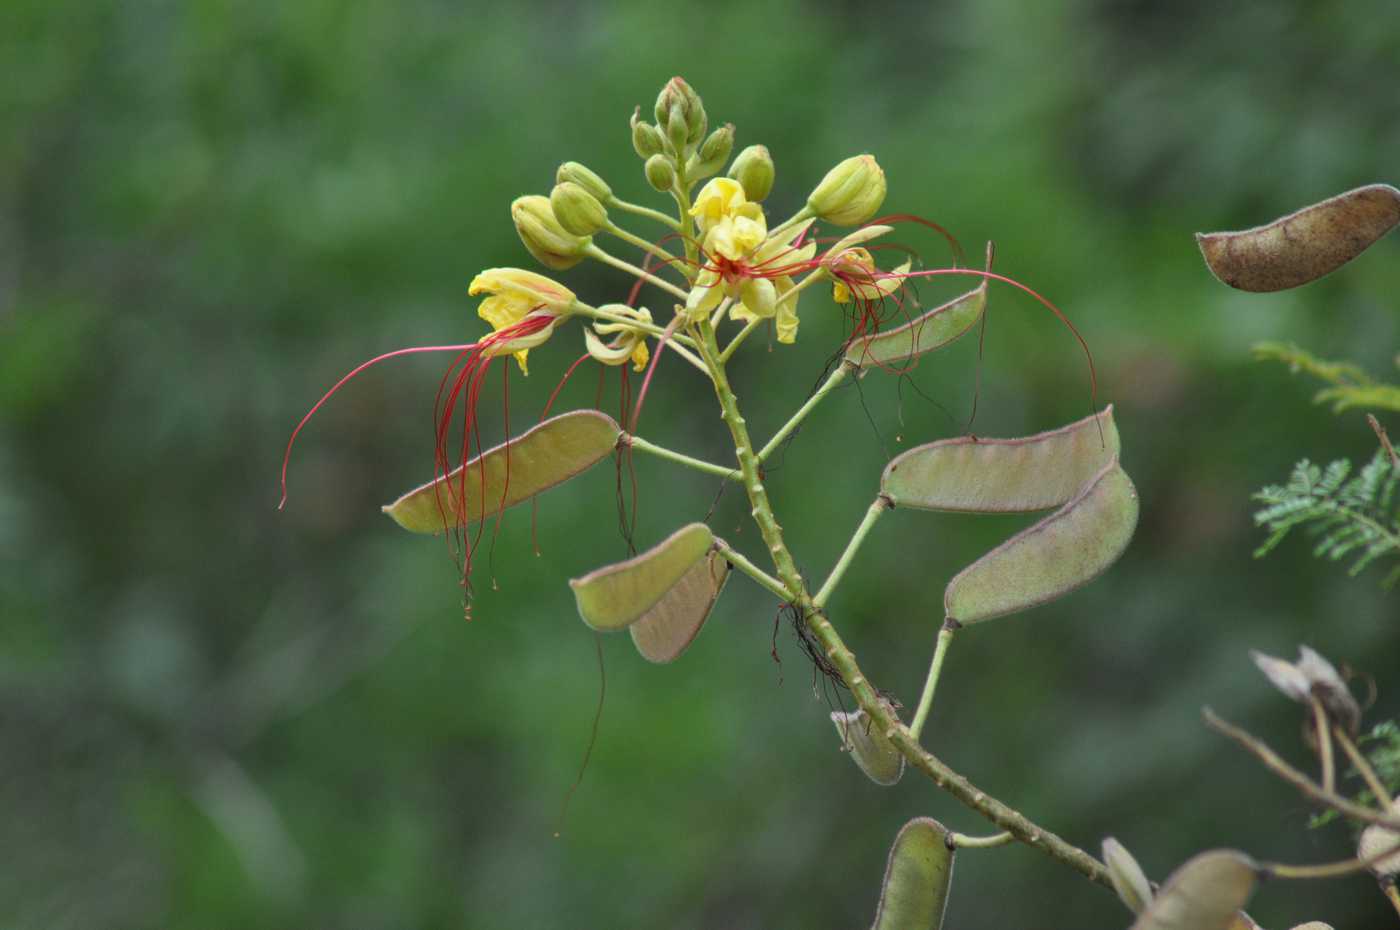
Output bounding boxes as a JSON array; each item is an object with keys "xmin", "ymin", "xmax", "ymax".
[{"xmin": 280, "ymin": 342, "xmax": 477, "ymax": 509}]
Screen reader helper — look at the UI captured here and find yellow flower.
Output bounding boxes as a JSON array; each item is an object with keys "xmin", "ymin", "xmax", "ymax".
[
  {"xmin": 584, "ymin": 305, "xmax": 652, "ymax": 372},
  {"xmin": 828, "ymin": 248, "xmax": 909, "ymax": 304},
  {"xmin": 731, "ymin": 219, "xmax": 817, "ymax": 343},
  {"xmin": 705, "ymin": 208, "xmax": 767, "ymax": 260},
  {"xmin": 468, "ymin": 268, "xmax": 575, "ymax": 373},
  {"xmin": 689, "ymin": 177, "xmax": 748, "ymax": 233}
]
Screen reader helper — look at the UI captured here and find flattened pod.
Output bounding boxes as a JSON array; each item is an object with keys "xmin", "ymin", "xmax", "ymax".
[
  {"xmin": 944, "ymin": 458, "xmax": 1138, "ymax": 624},
  {"xmin": 570, "ymin": 523, "xmax": 713, "ymax": 632},
  {"xmin": 883, "ymin": 406, "xmax": 1119, "ymax": 513},
  {"xmin": 871, "ymin": 818, "xmax": 955, "ymax": 930},
  {"xmin": 383, "ymin": 410, "xmax": 621, "ymax": 533},
  {"xmin": 1129, "ymin": 850, "xmax": 1257, "ymax": 930},
  {"xmin": 831, "ymin": 705, "xmax": 905, "ymax": 786},
  {"xmin": 845, "ymin": 242, "xmax": 994, "ymax": 370},
  {"xmin": 628, "ymin": 547, "xmax": 730, "ymax": 663},
  {"xmin": 1196, "ymin": 184, "xmax": 1400, "ymax": 292}
]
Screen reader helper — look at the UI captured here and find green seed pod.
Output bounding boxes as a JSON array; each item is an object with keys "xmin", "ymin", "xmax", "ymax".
[
  {"xmin": 808, "ymin": 153, "xmax": 887, "ymax": 226},
  {"xmin": 630, "ymin": 108, "xmax": 664, "ymax": 159},
  {"xmin": 510, "ymin": 194, "xmax": 591, "ymax": 270},
  {"xmin": 727, "ymin": 144, "xmax": 775, "ymax": 202},
  {"xmin": 644, "ymin": 153, "xmax": 676, "ymax": 193},
  {"xmin": 556, "ymin": 161, "xmax": 612, "ymax": 202},
  {"xmin": 550, "ymin": 181, "xmax": 608, "ymax": 237}
]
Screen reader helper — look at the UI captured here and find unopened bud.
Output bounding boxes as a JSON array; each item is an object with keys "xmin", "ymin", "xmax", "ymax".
[
  {"xmin": 654, "ymin": 76, "xmax": 705, "ymax": 144},
  {"xmin": 556, "ymin": 162, "xmax": 612, "ymax": 203},
  {"xmin": 1102, "ymin": 838, "xmax": 1153, "ymax": 914},
  {"xmin": 1358, "ymin": 798, "xmax": 1400, "ymax": 881},
  {"xmin": 728, "ymin": 144, "xmax": 774, "ymax": 202},
  {"xmin": 666, "ymin": 100, "xmax": 689, "ymax": 152},
  {"xmin": 550, "ymin": 182, "xmax": 608, "ymax": 237},
  {"xmin": 807, "ymin": 154, "xmax": 887, "ymax": 226},
  {"xmin": 644, "ymin": 154, "xmax": 676, "ymax": 193},
  {"xmin": 510, "ymin": 195, "xmax": 591, "ymax": 270},
  {"xmin": 630, "ymin": 108, "xmax": 664, "ymax": 159},
  {"xmin": 688, "ymin": 124, "xmax": 734, "ymax": 181}
]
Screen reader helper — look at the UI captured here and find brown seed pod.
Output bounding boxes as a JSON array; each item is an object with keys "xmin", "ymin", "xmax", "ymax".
[{"xmin": 1196, "ymin": 184, "xmax": 1400, "ymax": 292}]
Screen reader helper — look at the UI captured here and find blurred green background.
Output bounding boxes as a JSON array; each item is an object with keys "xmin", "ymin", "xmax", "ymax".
[{"xmin": 3, "ymin": 0, "xmax": 1398, "ymax": 927}]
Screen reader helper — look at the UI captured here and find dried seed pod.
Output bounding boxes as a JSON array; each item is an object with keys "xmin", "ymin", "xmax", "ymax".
[
  {"xmin": 1129, "ymin": 850, "xmax": 1258, "ymax": 930},
  {"xmin": 1103, "ymin": 837, "xmax": 1154, "ymax": 914},
  {"xmin": 870, "ymin": 818, "xmax": 955, "ymax": 930},
  {"xmin": 1196, "ymin": 184, "xmax": 1400, "ymax": 292},
  {"xmin": 383, "ymin": 410, "xmax": 620, "ymax": 533}
]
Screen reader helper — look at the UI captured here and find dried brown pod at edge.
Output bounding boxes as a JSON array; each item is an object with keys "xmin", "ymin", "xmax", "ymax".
[{"xmin": 1196, "ymin": 184, "xmax": 1400, "ymax": 292}]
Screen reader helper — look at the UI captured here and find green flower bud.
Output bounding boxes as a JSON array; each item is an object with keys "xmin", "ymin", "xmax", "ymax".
[
  {"xmin": 550, "ymin": 182, "xmax": 608, "ymax": 236},
  {"xmin": 666, "ymin": 100, "xmax": 689, "ymax": 152},
  {"xmin": 654, "ymin": 77, "xmax": 706, "ymax": 150},
  {"xmin": 630, "ymin": 107, "xmax": 664, "ymax": 159},
  {"xmin": 510, "ymin": 195, "xmax": 591, "ymax": 270},
  {"xmin": 728, "ymin": 144, "xmax": 774, "ymax": 202},
  {"xmin": 556, "ymin": 161, "xmax": 612, "ymax": 203},
  {"xmin": 807, "ymin": 154, "xmax": 887, "ymax": 226},
  {"xmin": 644, "ymin": 154, "xmax": 676, "ymax": 193},
  {"xmin": 687, "ymin": 123, "xmax": 734, "ymax": 181}
]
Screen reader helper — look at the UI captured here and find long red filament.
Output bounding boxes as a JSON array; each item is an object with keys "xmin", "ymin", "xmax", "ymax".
[{"xmin": 279, "ymin": 342, "xmax": 477, "ymax": 509}]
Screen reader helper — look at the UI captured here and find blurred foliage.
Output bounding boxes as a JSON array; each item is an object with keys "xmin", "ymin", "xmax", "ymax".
[
  {"xmin": 2, "ymin": 0, "xmax": 1399, "ymax": 927},
  {"xmin": 1253, "ymin": 341, "xmax": 1400, "ymax": 413}
]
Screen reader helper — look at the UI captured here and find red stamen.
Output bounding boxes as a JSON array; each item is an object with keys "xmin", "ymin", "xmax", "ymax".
[{"xmin": 279, "ymin": 342, "xmax": 477, "ymax": 509}]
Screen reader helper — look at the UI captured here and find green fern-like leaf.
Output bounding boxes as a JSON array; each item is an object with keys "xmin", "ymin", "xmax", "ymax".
[
  {"xmin": 1252, "ymin": 342, "xmax": 1400, "ymax": 414},
  {"xmin": 1253, "ymin": 449, "xmax": 1400, "ymax": 586}
]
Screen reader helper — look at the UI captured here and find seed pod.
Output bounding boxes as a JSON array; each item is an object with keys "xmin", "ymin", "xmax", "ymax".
[
  {"xmin": 1196, "ymin": 184, "xmax": 1400, "ymax": 292},
  {"xmin": 871, "ymin": 818, "xmax": 955, "ymax": 930},
  {"xmin": 883, "ymin": 405, "xmax": 1121, "ymax": 514},
  {"xmin": 1103, "ymin": 837, "xmax": 1154, "ymax": 914},
  {"xmin": 645, "ymin": 153, "xmax": 676, "ymax": 193},
  {"xmin": 1357, "ymin": 798, "xmax": 1400, "ymax": 881},
  {"xmin": 383, "ymin": 411, "xmax": 621, "ymax": 533},
  {"xmin": 830, "ymin": 703, "xmax": 904, "ymax": 786},
  {"xmin": 943, "ymin": 458, "xmax": 1139, "ymax": 624},
  {"xmin": 628, "ymin": 546, "xmax": 730, "ymax": 663},
  {"xmin": 1128, "ymin": 850, "xmax": 1258, "ymax": 930},
  {"xmin": 570, "ymin": 523, "xmax": 714, "ymax": 632}
]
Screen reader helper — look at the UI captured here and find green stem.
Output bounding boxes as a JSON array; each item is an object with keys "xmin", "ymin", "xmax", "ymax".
[
  {"xmin": 695, "ymin": 312, "xmax": 1111, "ymax": 891},
  {"xmin": 765, "ymin": 205, "xmax": 814, "ymax": 242},
  {"xmin": 609, "ymin": 197, "xmax": 681, "ymax": 231},
  {"xmin": 910, "ymin": 621, "xmax": 957, "ymax": 741},
  {"xmin": 584, "ymin": 245, "xmax": 690, "ymax": 301},
  {"xmin": 625, "ymin": 434, "xmax": 740, "ymax": 482},
  {"xmin": 718, "ymin": 316, "xmax": 764, "ymax": 364},
  {"xmin": 813, "ymin": 495, "xmax": 889, "ymax": 608},
  {"xmin": 949, "ymin": 830, "xmax": 1014, "ymax": 850},
  {"xmin": 603, "ymin": 221, "xmax": 683, "ymax": 270},
  {"xmin": 712, "ymin": 539, "xmax": 793, "ymax": 602},
  {"xmin": 756, "ymin": 362, "xmax": 851, "ymax": 463}
]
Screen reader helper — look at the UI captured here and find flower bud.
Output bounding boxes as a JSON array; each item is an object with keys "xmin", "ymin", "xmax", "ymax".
[
  {"xmin": 1357, "ymin": 798, "xmax": 1400, "ymax": 881},
  {"xmin": 687, "ymin": 123, "xmax": 734, "ymax": 181},
  {"xmin": 728, "ymin": 144, "xmax": 774, "ymax": 202},
  {"xmin": 666, "ymin": 100, "xmax": 689, "ymax": 152},
  {"xmin": 630, "ymin": 108, "xmax": 664, "ymax": 159},
  {"xmin": 550, "ymin": 181, "xmax": 608, "ymax": 237},
  {"xmin": 556, "ymin": 161, "xmax": 612, "ymax": 202},
  {"xmin": 807, "ymin": 154, "xmax": 887, "ymax": 226},
  {"xmin": 644, "ymin": 154, "xmax": 676, "ymax": 193},
  {"xmin": 654, "ymin": 76, "xmax": 705, "ymax": 146},
  {"xmin": 510, "ymin": 195, "xmax": 590, "ymax": 270},
  {"xmin": 1102, "ymin": 838, "xmax": 1153, "ymax": 914}
]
